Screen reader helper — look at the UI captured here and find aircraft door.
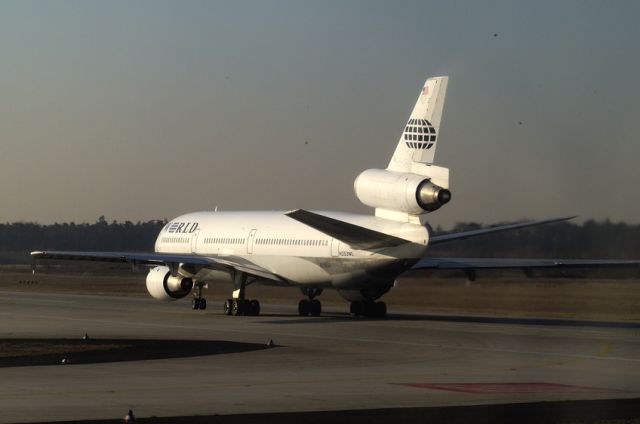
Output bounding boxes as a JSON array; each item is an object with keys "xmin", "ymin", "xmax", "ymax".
[
  {"xmin": 247, "ymin": 229, "xmax": 257, "ymax": 254},
  {"xmin": 191, "ymin": 229, "xmax": 200, "ymax": 254},
  {"xmin": 331, "ymin": 238, "xmax": 340, "ymax": 257}
]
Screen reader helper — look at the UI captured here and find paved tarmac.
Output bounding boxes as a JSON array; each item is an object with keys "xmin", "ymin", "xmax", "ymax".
[{"xmin": 1, "ymin": 290, "xmax": 639, "ymax": 423}]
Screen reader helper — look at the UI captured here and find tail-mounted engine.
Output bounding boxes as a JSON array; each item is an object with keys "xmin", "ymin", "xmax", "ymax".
[
  {"xmin": 146, "ymin": 266, "xmax": 194, "ymax": 301},
  {"xmin": 354, "ymin": 168, "xmax": 451, "ymax": 215}
]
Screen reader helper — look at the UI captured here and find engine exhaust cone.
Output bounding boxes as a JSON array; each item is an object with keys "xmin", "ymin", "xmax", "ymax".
[{"xmin": 438, "ymin": 189, "xmax": 452, "ymax": 204}]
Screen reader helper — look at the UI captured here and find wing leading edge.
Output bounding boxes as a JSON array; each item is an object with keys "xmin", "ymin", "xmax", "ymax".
[
  {"xmin": 285, "ymin": 209, "xmax": 411, "ymax": 250},
  {"xmin": 429, "ymin": 216, "xmax": 576, "ymax": 245},
  {"xmin": 413, "ymin": 257, "xmax": 640, "ymax": 271},
  {"xmin": 30, "ymin": 250, "xmax": 285, "ymax": 282}
]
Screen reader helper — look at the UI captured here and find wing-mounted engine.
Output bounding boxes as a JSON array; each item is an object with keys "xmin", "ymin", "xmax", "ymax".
[
  {"xmin": 146, "ymin": 266, "xmax": 194, "ymax": 301},
  {"xmin": 354, "ymin": 168, "xmax": 451, "ymax": 220}
]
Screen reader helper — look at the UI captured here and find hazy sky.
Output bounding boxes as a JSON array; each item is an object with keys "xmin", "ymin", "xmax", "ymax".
[{"xmin": 1, "ymin": 0, "xmax": 639, "ymax": 228}]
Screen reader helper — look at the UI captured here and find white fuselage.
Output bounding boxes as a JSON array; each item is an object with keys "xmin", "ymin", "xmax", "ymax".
[{"xmin": 154, "ymin": 211, "xmax": 429, "ymax": 290}]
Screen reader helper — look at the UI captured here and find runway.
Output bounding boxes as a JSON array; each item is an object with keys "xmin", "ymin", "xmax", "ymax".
[{"xmin": 1, "ymin": 290, "xmax": 639, "ymax": 423}]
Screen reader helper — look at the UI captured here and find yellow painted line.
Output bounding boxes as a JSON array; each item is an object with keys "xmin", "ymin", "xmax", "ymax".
[{"xmin": 597, "ymin": 341, "xmax": 612, "ymax": 356}]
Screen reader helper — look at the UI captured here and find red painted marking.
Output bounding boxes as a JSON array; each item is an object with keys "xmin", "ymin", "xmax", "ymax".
[{"xmin": 394, "ymin": 382, "xmax": 622, "ymax": 394}]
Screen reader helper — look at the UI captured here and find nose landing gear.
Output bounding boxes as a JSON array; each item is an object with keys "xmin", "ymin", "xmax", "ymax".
[{"xmin": 192, "ymin": 282, "xmax": 207, "ymax": 310}]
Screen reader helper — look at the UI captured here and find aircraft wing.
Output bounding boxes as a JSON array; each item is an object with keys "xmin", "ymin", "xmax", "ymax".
[
  {"xmin": 30, "ymin": 250, "xmax": 285, "ymax": 282},
  {"xmin": 428, "ymin": 216, "xmax": 576, "ymax": 245},
  {"xmin": 412, "ymin": 257, "xmax": 640, "ymax": 271},
  {"xmin": 285, "ymin": 209, "xmax": 411, "ymax": 249}
]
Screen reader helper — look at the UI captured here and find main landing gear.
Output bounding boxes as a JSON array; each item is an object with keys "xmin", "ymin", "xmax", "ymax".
[
  {"xmin": 192, "ymin": 281, "xmax": 207, "ymax": 310},
  {"xmin": 223, "ymin": 298, "xmax": 261, "ymax": 316},
  {"xmin": 298, "ymin": 288, "xmax": 323, "ymax": 317},
  {"xmin": 350, "ymin": 300, "xmax": 387, "ymax": 318},
  {"xmin": 223, "ymin": 272, "xmax": 261, "ymax": 316}
]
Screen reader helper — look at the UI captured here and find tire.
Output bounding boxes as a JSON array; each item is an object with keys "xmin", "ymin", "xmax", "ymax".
[
  {"xmin": 192, "ymin": 298, "xmax": 201, "ymax": 310},
  {"xmin": 310, "ymin": 299, "xmax": 321, "ymax": 316},
  {"xmin": 199, "ymin": 298, "xmax": 207, "ymax": 310},
  {"xmin": 375, "ymin": 301, "xmax": 386, "ymax": 317},
  {"xmin": 241, "ymin": 299, "xmax": 250, "ymax": 315},
  {"xmin": 350, "ymin": 301, "xmax": 363, "ymax": 316},
  {"xmin": 249, "ymin": 300, "xmax": 261, "ymax": 316},
  {"xmin": 232, "ymin": 299, "xmax": 242, "ymax": 316},
  {"xmin": 223, "ymin": 299, "xmax": 233, "ymax": 315},
  {"xmin": 298, "ymin": 299, "xmax": 310, "ymax": 316}
]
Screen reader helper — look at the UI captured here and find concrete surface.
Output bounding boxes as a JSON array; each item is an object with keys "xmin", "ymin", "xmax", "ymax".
[{"xmin": 0, "ymin": 290, "xmax": 639, "ymax": 423}]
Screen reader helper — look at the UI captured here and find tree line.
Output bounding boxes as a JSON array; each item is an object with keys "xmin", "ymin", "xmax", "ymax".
[
  {"xmin": 427, "ymin": 219, "xmax": 640, "ymax": 259},
  {"xmin": 0, "ymin": 216, "xmax": 165, "ymax": 262},
  {"xmin": 0, "ymin": 217, "xmax": 639, "ymax": 264}
]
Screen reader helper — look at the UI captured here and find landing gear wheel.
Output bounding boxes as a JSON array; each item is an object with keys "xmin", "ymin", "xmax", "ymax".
[
  {"xmin": 223, "ymin": 299, "xmax": 233, "ymax": 315},
  {"xmin": 249, "ymin": 299, "xmax": 261, "ymax": 316},
  {"xmin": 192, "ymin": 298, "xmax": 201, "ymax": 310},
  {"xmin": 374, "ymin": 301, "xmax": 386, "ymax": 317},
  {"xmin": 298, "ymin": 299, "xmax": 311, "ymax": 316},
  {"xmin": 192, "ymin": 281, "xmax": 206, "ymax": 311},
  {"xmin": 310, "ymin": 299, "xmax": 322, "ymax": 316},
  {"xmin": 350, "ymin": 301, "xmax": 364, "ymax": 317},
  {"xmin": 232, "ymin": 299, "xmax": 244, "ymax": 316}
]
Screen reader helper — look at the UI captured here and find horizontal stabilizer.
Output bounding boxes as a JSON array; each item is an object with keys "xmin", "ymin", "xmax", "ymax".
[
  {"xmin": 429, "ymin": 216, "xmax": 576, "ymax": 245},
  {"xmin": 285, "ymin": 209, "xmax": 411, "ymax": 250}
]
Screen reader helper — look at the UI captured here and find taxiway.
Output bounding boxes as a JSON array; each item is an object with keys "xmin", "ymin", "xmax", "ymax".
[{"xmin": 0, "ymin": 290, "xmax": 639, "ymax": 423}]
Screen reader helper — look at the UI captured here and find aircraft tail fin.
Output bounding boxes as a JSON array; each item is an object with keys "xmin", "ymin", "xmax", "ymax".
[{"xmin": 387, "ymin": 76, "xmax": 448, "ymax": 172}]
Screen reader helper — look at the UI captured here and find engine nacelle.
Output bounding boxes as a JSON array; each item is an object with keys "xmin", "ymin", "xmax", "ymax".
[
  {"xmin": 354, "ymin": 169, "xmax": 451, "ymax": 214},
  {"xmin": 146, "ymin": 266, "xmax": 194, "ymax": 301}
]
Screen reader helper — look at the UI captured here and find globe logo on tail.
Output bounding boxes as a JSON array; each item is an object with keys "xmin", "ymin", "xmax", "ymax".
[{"xmin": 403, "ymin": 118, "xmax": 436, "ymax": 150}]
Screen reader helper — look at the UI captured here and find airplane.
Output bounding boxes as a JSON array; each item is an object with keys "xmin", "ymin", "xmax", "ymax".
[{"xmin": 31, "ymin": 76, "xmax": 640, "ymax": 318}]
